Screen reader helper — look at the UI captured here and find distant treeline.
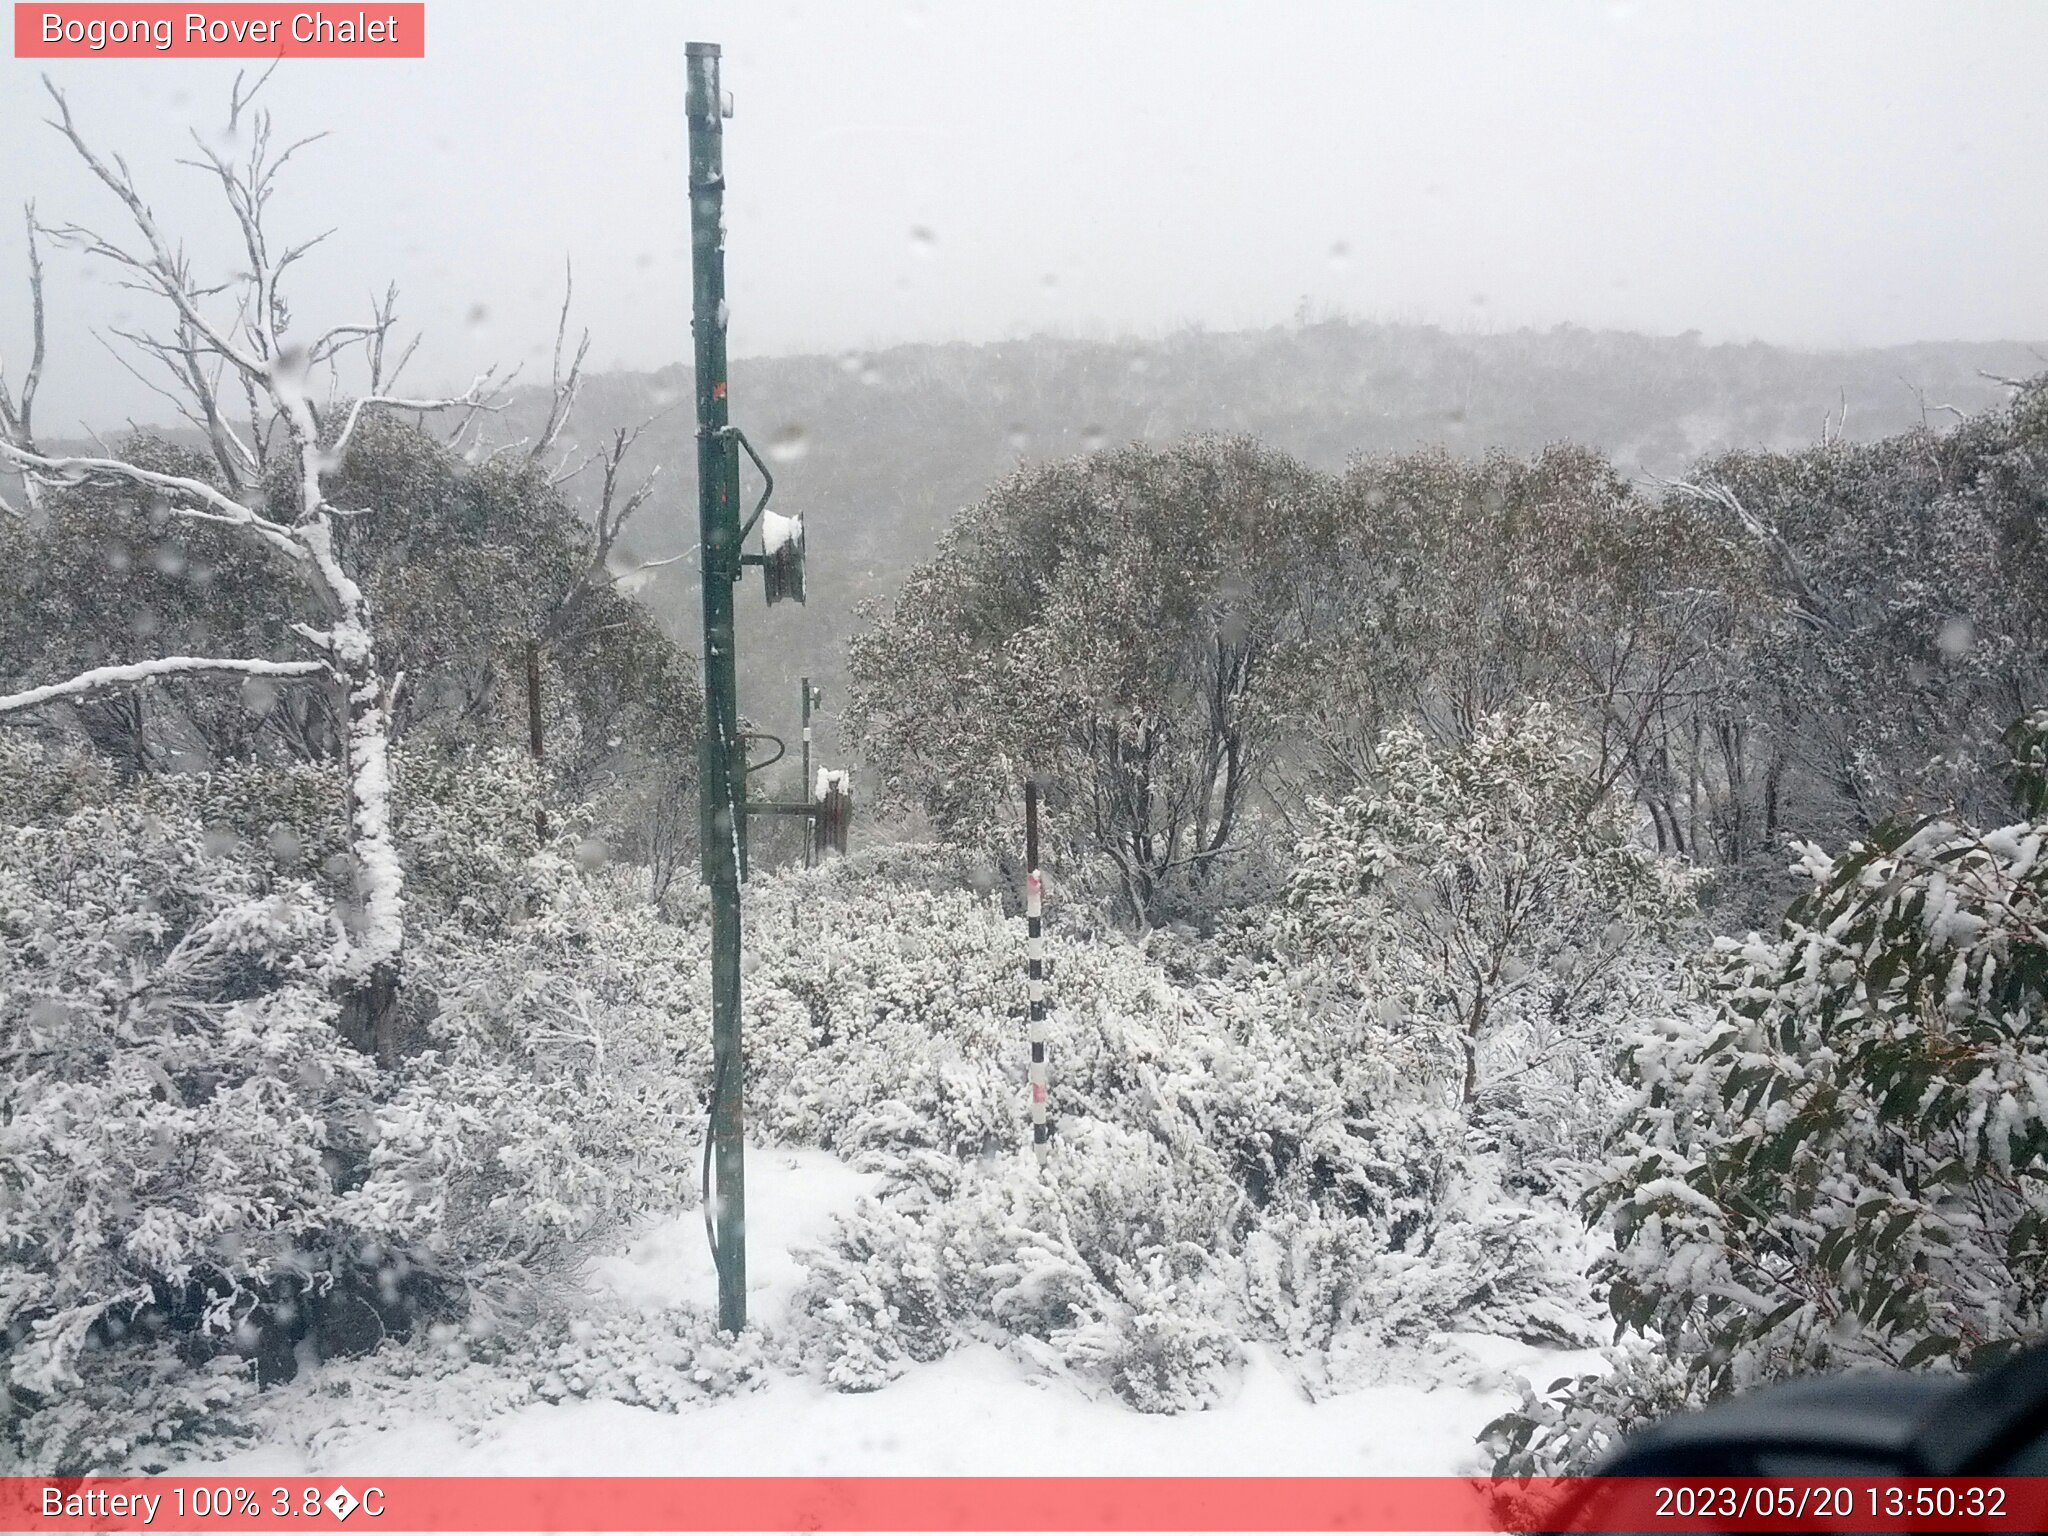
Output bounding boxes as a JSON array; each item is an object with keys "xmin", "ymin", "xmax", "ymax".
[{"xmin": 509, "ymin": 317, "xmax": 2045, "ymax": 759}]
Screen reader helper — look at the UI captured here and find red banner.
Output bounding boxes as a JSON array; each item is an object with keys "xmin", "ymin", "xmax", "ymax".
[
  {"xmin": 13, "ymin": 5, "xmax": 424, "ymax": 58},
  {"xmin": 4, "ymin": 1476, "xmax": 2048, "ymax": 1532}
]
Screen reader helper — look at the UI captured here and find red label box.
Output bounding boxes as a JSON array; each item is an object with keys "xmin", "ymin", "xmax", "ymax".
[{"xmin": 14, "ymin": 4, "xmax": 425, "ymax": 57}]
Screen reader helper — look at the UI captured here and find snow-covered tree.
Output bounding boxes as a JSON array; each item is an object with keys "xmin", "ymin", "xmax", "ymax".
[
  {"xmin": 1261, "ymin": 446, "xmax": 1746, "ymax": 833},
  {"xmin": 0, "ymin": 76, "xmax": 499, "ymax": 1058},
  {"xmin": 1657, "ymin": 378, "xmax": 2048, "ymax": 856},
  {"xmin": 1605, "ymin": 709, "xmax": 2048, "ymax": 1373},
  {"xmin": 1289, "ymin": 707, "xmax": 1700, "ymax": 1116},
  {"xmin": 848, "ymin": 435, "xmax": 1324, "ymax": 927},
  {"xmin": 1492, "ymin": 710, "xmax": 2048, "ymax": 1473}
]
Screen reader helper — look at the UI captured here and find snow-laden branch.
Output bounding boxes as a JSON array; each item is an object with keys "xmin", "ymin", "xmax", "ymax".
[
  {"xmin": 328, "ymin": 372, "xmax": 503, "ymax": 468},
  {"xmin": 1657, "ymin": 474, "xmax": 1836, "ymax": 635},
  {"xmin": 0, "ymin": 439, "xmax": 307, "ymax": 563},
  {"xmin": 0, "ymin": 655, "xmax": 329, "ymax": 717}
]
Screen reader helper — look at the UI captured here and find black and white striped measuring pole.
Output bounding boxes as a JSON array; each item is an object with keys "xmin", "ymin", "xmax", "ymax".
[{"xmin": 1025, "ymin": 780, "xmax": 1049, "ymax": 1153}]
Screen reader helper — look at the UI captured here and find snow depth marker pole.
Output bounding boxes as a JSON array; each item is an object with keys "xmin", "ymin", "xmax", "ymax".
[
  {"xmin": 1026, "ymin": 780, "xmax": 1050, "ymax": 1155},
  {"xmin": 687, "ymin": 39, "xmax": 747, "ymax": 1336}
]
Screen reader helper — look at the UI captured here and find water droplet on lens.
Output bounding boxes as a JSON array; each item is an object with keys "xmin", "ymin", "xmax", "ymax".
[
  {"xmin": 241, "ymin": 677, "xmax": 280, "ymax": 715},
  {"xmin": 27, "ymin": 999, "xmax": 70, "ymax": 1030},
  {"xmin": 768, "ymin": 424, "xmax": 808, "ymax": 464},
  {"xmin": 909, "ymin": 226, "xmax": 937, "ymax": 257}
]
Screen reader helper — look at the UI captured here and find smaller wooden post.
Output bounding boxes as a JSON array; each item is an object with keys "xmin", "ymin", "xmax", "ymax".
[
  {"xmin": 1025, "ymin": 780, "xmax": 1049, "ymax": 1154},
  {"xmin": 801, "ymin": 676, "xmax": 814, "ymax": 869}
]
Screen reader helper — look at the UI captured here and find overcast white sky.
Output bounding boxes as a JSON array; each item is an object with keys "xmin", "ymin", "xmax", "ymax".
[{"xmin": 3, "ymin": 0, "xmax": 2045, "ymax": 428}]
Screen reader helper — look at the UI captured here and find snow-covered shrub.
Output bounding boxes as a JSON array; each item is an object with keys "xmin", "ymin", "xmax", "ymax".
[
  {"xmin": 0, "ymin": 737, "xmax": 115, "ymax": 824},
  {"xmin": 1238, "ymin": 1210, "xmax": 1385, "ymax": 1354},
  {"xmin": 1059, "ymin": 1258, "xmax": 1244, "ymax": 1414},
  {"xmin": 767, "ymin": 874, "xmax": 1593, "ymax": 1409},
  {"xmin": 131, "ymin": 756, "xmax": 353, "ymax": 890},
  {"xmin": 320, "ymin": 838, "xmax": 704, "ymax": 1335},
  {"xmin": 1421, "ymin": 1206, "xmax": 1598, "ymax": 1346},
  {"xmin": 4, "ymin": 1345, "xmax": 257, "ymax": 1478},
  {"xmin": 791, "ymin": 1197, "xmax": 957, "ymax": 1391},
  {"xmin": 1493, "ymin": 712, "xmax": 2048, "ymax": 1471},
  {"xmin": 524, "ymin": 1308, "xmax": 770, "ymax": 1410},
  {"xmin": 739, "ymin": 872, "xmax": 1024, "ymax": 1163},
  {"xmin": 165, "ymin": 1306, "xmax": 766, "ymax": 1472},
  {"xmin": 787, "ymin": 1139, "xmax": 1246, "ymax": 1412},
  {"xmin": 0, "ymin": 739, "xmax": 706, "ymax": 1469},
  {"xmin": 387, "ymin": 748, "xmax": 549, "ymax": 930},
  {"xmin": 0, "ymin": 759, "xmax": 387, "ymax": 1467},
  {"xmin": 1481, "ymin": 1349, "xmax": 1700, "ymax": 1480}
]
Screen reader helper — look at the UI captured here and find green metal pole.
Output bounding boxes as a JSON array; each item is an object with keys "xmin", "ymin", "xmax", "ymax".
[{"xmin": 687, "ymin": 39, "xmax": 746, "ymax": 1335}]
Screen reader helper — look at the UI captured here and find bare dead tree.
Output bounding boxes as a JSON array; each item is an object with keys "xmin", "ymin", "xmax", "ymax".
[
  {"xmin": 527, "ymin": 259, "xmax": 590, "ymax": 471},
  {"xmin": 532, "ymin": 405, "xmax": 686, "ymax": 651},
  {"xmin": 0, "ymin": 204, "xmax": 46, "ymax": 518},
  {"xmin": 0, "ymin": 73, "xmax": 503, "ymax": 1064}
]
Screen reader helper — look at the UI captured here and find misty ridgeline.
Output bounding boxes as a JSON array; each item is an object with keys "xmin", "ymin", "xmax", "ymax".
[{"xmin": 2, "ymin": 74, "xmax": 2047, "ymax": 1479}]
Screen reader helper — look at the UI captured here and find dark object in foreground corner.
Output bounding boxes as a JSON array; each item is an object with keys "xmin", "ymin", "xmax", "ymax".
[
  {"xmin": 1592, "ymin": 1342, "xmax": 2048, "ymax": 1476},
  {"xmin": 1537, "ymin": 1343, "xmax": 2048, "ymax": 1533}
]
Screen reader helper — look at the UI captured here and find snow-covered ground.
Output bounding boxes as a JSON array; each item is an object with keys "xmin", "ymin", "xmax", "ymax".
[{"xmin": 174, "ymin": 1149, "xmax": 1605, "ymax": 1481}]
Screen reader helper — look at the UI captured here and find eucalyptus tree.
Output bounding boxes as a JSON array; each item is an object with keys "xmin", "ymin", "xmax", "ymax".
[{"xmin": 850, "ymin": 434, "xmax": 1325, "ymax": 927}]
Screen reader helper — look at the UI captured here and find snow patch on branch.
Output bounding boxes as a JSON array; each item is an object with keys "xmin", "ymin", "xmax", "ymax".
[{"xmin": 0, "ymin": 656, "xmax": 328, "ymax": 716}]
